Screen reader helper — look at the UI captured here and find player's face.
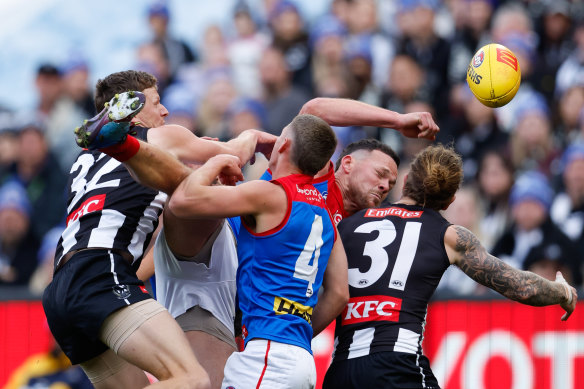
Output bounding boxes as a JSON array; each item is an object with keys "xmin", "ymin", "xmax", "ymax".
[
  {"xmin": 347, "ymin": 150, "xmax": 398, "ymax": 210},
  {"xmin": 134, "ymin": 87, "xmax": 168, "ymax": 128}
]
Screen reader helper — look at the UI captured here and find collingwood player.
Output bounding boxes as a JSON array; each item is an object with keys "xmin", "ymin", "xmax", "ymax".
[
  {"xmin": 323, "ymin": 144, "xmax": 577, "ymax": 389},
  {"xmin": 42, "ymin": 71, "xmax": 274, "ymax": 389}
]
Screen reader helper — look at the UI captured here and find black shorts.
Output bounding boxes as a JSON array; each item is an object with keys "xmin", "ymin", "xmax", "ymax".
[
  {"xmin": 42, "ymin": 249, "xmax": 152, "ymax": 364},
  {"xmin": 323, "ymin": 351, "xmax": 440, "ymax": 389}
]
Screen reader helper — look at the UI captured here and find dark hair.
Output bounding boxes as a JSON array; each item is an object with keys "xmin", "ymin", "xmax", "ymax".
[
  {"xmin": 335, "ymin": 138, "xmax": 400, "ymax": 171},
  {"xmin": 403, "ymin": 144, "xmax": 463, "ymax": 211},
  {"xmin": 289, "ymin": 114, "xmax": 337, "ymax": 176},
  {"xmin": 94, "ymin": 70, "xmax": 158, "ymax": 112}
]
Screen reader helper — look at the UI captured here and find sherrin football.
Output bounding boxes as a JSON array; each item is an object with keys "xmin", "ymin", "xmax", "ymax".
[{"xmin": 466, "ymin": 43, "xmax": 521, "ymax": 108}]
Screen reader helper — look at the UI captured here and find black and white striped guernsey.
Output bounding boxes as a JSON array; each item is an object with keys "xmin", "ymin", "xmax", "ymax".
[
  {"xmin": 54, "ymin": 127, "xmax": 166, "ymax": 271},
  {"xmin": 332, "ymin": 204, "xmax": 451, "ymax": 361}
]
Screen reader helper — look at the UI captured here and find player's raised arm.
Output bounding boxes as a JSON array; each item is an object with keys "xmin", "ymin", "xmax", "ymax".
[
  {"xmin": 300, "ymin": 97, "xmax": 439, "ymax": 140},
  {"xmin": 444, "ymin": 224, "xmax": 577, "ymax": 320}
]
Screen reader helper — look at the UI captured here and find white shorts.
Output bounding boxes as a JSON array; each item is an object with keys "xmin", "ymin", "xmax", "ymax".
[{"xmin": 221, "ymin": 339, "xmax": 316, "ymax": 389}]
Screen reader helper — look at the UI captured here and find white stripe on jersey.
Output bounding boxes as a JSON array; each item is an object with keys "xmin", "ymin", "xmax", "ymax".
[
  {"xmin": 88, "ymin": 209, "xmax": 127, "ymax": 248},
  {"xmin": 58, "ymin": 219, "xmax": 82, "ymax": 266},
  {"xmin": 394, "ymin": 327, "xmax": 421, "ymax": 354},
  {"xmin": 128, "ymin": 192, "xmax": 166, "ymax": 263},
  {"xmin": 347, "ymin": 328, "xmax": 375, "ymax": 359}
]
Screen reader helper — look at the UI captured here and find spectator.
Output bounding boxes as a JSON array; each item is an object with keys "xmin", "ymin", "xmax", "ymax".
[
  {"xmin": 492, "ymin": 171, "xmax": 581, "ymax": 286},
  {"xmin": 227, "ymin": 1, "xmax": 270, "ymax": 98},
  {"xmin": 550, "ymin": 144, "xmax": 584, "ymax": 264},
  {"xmin": 448, "ymin": 0, "xmax": 494, "ymax": 84},
  {"xmin": 29, "ymin": 225, "xmax": 65, "ymax": 296},
  {"xmin": 555, "ymin": 20, "xmax": 584, "ymax": 98},
  {"xmin": 1, "ymin": 121, "xmax": 67, "ymax": 243},
  {"xmin": 346, "ymin": 0, "xmax": 394, "ymax": 88},
  {"xmin": 532, "ymin": 1, "xmax": 574, "ymax": 102},
  {"xmin": 451, "ymin": 87, "xmax": 509, "ymax": 181},
  {"xmin": 343, "ymin": 34, "xmax": 380, "ymax": 105},
  {"xmin": 558, "ymin": 86, "xmax": 584, "ymax": 145},
  {"xmin": 476, "ymin": 150, "xmax": 514, "ymax": 251},
  {"xmin": 61, "ymin": 55, "xmax": 95, "ymax": 117},
  {"xmin": 259, "ymin": 45, "xmax": 311, "ymax": 134},
  {"xmin": 268, "ymin": 0, "xmax": 313, "ymax": 92},
  {"xmin": 197, "ymin": 70, "xmax": 237, "ymax": 138},
  {"xmin": 0, "ymin": 181, "xmax": 39, "ymax": 286},
  {"xmin": 0, "ymin": 112, "xmax": 18, "ymax": 177},
  {"xmin": 34, "ymin": 63, "xmax": 86, "ymax": 171},
  {"xmin": 162, "ymin": 84, "xmax": 199, "ymax": 132},
  {"xmin": 226, "ymin": 97, "xmax": 269, "ymax": 180},
  {"xmin": 310, "ymin": 14, "xmax": 348, "ymax": 96},
  {"xmin": 397, "ymin": 0, "xmax": 452, "ymax": 119},
  {"xmin": 136, "ymin": 41, "xmax": 172, "ymax": 95},
  {"xmin": 509, "ymin": 96, "xmax": 560, "ymax": 176},
  {"xmin": 146, "ymin": 1, "xmax": 197, "ymax": 83},
  {"xmin": 438, "ymin": 185, "xmax": 484, "ymax": 295}
]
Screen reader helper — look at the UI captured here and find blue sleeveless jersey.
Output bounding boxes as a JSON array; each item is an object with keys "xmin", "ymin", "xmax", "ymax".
[{"xmin": 237, "ymin": 173, "xmax": 336, "ymax": 353}]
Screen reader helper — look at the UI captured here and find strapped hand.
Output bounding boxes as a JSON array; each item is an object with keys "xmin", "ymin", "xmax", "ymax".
[{"xmin": 556, "ymin": 271, "xmax": 577, "ymax": 321}]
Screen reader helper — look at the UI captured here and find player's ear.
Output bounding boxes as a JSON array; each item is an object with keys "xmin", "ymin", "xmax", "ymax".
[
  {"xmin": 341, "ymin": 155, "xmax": 353, "ymax": 173},
  {"xmin": 278, "ymin": 137, "xmax": 291, "ymax": 153}
]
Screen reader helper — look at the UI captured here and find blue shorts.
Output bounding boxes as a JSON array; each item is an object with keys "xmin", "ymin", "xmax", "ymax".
[{"xmin": 42, "ymin": 249, "xmax": 152, "ymax": 364}]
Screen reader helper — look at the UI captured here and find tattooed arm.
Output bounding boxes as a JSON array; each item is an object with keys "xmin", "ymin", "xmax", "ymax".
[{"xmin": 444, "ymin": 225, "xmax": 577, "ymax": 320}]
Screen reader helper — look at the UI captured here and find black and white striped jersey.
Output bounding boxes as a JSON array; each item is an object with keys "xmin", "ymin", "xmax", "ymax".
[
  {"xmin": 54, "ymin": 127, "xmax": 167, "ymax": 271},
  {"xmin": 332, "ymin": 204, "xmax": 451, "ymax": 361}
]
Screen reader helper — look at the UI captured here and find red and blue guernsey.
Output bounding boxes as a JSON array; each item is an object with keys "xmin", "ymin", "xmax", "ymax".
[
  {"xmin": 261, "ymin": 161, "xmax": 349, "ymax": 225},
  {"xmin": 237, "ymin": 173, "xmax": 337, "ymax": 353}
]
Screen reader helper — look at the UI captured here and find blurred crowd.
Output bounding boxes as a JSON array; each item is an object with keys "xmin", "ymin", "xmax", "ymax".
[{"xmin": 1, "ymin": 0, "xmax": 584, "ymax": 298}]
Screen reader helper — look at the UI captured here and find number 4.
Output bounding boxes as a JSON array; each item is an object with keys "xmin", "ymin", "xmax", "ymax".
[{"xmin": 293, "ymin": 215, "xmax": 324, "ymax": 297}]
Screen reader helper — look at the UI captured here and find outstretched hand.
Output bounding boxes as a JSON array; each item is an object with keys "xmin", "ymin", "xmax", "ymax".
[
  {"xmin": 556, "ymin": 271, "xmax": 577, "ymax": 321},
  {"xmin": 397, "ymin": 112, "xmax": 440, "ymax": 141}
]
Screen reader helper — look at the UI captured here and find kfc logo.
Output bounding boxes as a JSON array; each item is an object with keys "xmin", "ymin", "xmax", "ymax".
[
  {"xmin": 66, "ymin": 194, "xmax": 106, "ymax": 225},
  {"xmin": 341, "ymin": 295, "xmax": 402, "ymax": 325}
]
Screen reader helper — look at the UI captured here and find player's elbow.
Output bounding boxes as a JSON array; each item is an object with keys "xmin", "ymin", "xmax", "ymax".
[
  {"xmin": 168, "ymin": 191, "xmax": 198, "ymax": 218},
  {"xmin": 300, "ymin": 98, "xmax": 329, "ymax": 120}
]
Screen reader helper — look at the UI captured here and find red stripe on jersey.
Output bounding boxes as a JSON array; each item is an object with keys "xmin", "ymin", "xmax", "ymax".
[{"xmin": 256, "ymin": 340, "xmax": 271, "ymax": 389}]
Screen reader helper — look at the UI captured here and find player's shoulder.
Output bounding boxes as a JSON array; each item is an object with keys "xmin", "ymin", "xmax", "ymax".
[{"xmin": 147, "ymin": 124, "xmax": 193, "ymax": 142}]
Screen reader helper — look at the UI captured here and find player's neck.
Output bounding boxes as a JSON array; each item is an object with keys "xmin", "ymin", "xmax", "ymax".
[
  {"xmin": 396, "ymin": 197, "xmax": 418, "ymax": 206},
  {"xmin": 271, "ymin": 161, "xmax": 303, "ymax": 180}
]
